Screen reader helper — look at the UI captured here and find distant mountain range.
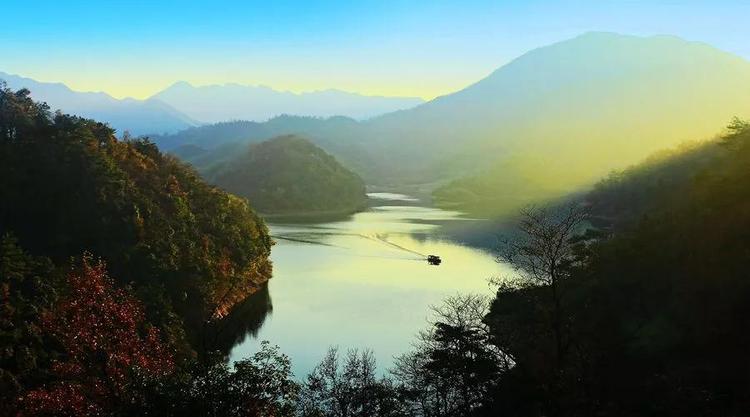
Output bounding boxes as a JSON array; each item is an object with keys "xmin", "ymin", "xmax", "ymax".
[
  {"xmin": 156, "ymin": 32, "xmax": 750, "ymax": 204},
  {"xmin": 151, "ymin": 82, "xmax": 424, "ymax": 123},
  {"xmin": 0, "ymin": 72, "xmax": 198, "ymax": 136},
  {"xmin": 0, "ymin": 72, "xmax": 424, "ymax": 135},
  {"xmin": 6, "ymin": 31, "xmax": 750, "ymax": 212}
]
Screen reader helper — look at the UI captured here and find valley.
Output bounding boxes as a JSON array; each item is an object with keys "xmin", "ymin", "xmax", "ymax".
[{"xmin": 3, "ymin": 15, "xmax": 750, "ymax": 415}]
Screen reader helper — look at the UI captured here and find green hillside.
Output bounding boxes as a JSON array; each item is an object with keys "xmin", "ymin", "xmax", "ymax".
[{"xmin": 212, "ymin": 135, "xmax": 367, "ymax": 214}]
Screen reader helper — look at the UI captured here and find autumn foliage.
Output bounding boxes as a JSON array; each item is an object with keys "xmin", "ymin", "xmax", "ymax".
[
  {"xmin": 0, "ymin": 83, "xmax": 273, "ymax": 354},
  {"xmin": 20, "ymin": 256, "xmax": 174, "ymax": 416}
]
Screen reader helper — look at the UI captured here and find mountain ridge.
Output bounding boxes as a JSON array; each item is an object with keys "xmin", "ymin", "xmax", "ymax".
[
  {"xmin": 150, "ymin": 81, "xmax": 424, "ymax": 123},
  {"xmin": 0, "ymin": 71, "xmax": 199, "ymax": 135},
  {"xmin": 157, "ymin": 32, "xmax": 750, "ymax": 194}
]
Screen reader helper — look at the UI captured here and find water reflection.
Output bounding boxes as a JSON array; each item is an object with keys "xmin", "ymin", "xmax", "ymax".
[
  {"xmin": 228, "ymin": 194, "xmax": 511, "ymax": 377},
  {"xmin": 210, "ymin": 284, "xmax": 273, "ymax": 354},
  {"xmin": 366, "ymin": 192, "xmax": 420, "ymax": 202}
]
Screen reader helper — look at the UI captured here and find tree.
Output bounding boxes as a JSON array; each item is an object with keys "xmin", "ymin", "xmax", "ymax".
[
  {"xmin": 0, "ymin": 234, "xmax": 59, "ymax": 416},
  {"xmin": 154, "ymin": 341, "xmax": 299, "ymax": 417},
  {"xmin": 19, "ymin": 255, "xmax": 174, "ymax": 416},
  {"xmin": 497, "ymin": 205, "xmax": 587, "ymax": 372},
  {"xmin": 299, "ymin": 347, "xmax": 405, "ymax": 417},
  {"xmin": 392, "ymin": 294, "xmax": 505, "ymax": 417}
]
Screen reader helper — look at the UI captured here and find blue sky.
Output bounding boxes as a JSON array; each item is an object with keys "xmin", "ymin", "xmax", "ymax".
[{"xmin": 1, "ymin": 0, "xmax": 749, "ymax": 99}]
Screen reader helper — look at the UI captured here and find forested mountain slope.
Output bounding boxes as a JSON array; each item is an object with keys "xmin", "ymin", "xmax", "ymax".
[
  {"xmin": 483, "ymin": 120, "xmax": 750, "ymax": 415},
  {"xmin": 0, "ymin": 83, "xmax": 272, "ymax": 354}
]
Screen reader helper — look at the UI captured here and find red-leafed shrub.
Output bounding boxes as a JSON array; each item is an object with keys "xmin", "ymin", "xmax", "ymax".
[{"xmin": 20, "ymin": 255, "xmax": 174, "ymax": 416}]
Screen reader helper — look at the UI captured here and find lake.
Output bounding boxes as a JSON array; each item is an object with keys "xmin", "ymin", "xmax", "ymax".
[{"xmin": 228, "ymin": 193, "xmax": 512, "ymax": 378}]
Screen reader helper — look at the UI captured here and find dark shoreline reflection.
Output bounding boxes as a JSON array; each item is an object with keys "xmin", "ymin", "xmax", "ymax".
[{"xmin": 208, "ymin": 283, "xmax": 273, "ymax": 355}]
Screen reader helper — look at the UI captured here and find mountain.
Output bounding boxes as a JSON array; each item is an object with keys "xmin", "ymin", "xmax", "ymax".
[
  {"xmin": 156, "ymin": 33, "xmax": 750, "ymax": 197},
  {"xmin": 0, "ymin": 71, "xmax": 198, "ymax": 135},
  {"xmin": 212, "ymin": 135, "xmax": 367, "ymax": 214},
  {"xmin": 149, "ymin": 32, "xmax": 750, "ymax": 209},
  {"xmin": 425, "ymin": 32, "xmax": 750, "ymax": 214},
  {"xmin": 150, "ymin": 81, "xmax": 424, "ymax": 123},
  {"xmin": 373, "ymin": 32, "xmax": 750, "ymax": 177}
]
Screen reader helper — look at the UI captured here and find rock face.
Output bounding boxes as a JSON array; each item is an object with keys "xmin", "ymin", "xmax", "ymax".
[{"xmin": 213, "ymin": 135, "xmax": 367, "ymax": 215}]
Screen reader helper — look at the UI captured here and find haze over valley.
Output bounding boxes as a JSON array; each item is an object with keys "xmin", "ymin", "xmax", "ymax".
[
  {"xmin": 2, "ymin": 2, "xmax": 750, "ymax": 415},
  {"xmin": 153, "ymin": 32, "xmax": 750, "ymax": 215}
]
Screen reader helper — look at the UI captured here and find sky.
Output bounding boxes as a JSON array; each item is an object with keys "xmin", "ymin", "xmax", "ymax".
[{"xmin": 1, "ymin": 0, "xmax": 749, "ymax": 100}]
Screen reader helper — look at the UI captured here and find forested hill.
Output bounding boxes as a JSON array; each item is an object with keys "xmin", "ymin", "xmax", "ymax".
[
  {"xmin": 483, "ymin": 120, "xmax": 750, "ymax": 415},
  {"xmin": 155, "ymin": 115, "xmax": 380, "ymax": 180},
  {"xmin": 212, "ymin": 135, "xmax": 367, "ymax": 214},
  {"xmin": 583, "ymin": 133, "xmax": 731, "ymax": 230},
  {"xmin": 0, "ymin": 83, "xmax": 272, "ymax": 361},
  {"xmin": 432, "ymin": 132, "xmax": 731, "ymax": 218}
]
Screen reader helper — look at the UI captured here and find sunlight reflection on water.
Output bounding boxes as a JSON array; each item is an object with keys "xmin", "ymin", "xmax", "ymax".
[{"xmin": 229, "ymin": 194, "xmax": 512, "ymax": 377}]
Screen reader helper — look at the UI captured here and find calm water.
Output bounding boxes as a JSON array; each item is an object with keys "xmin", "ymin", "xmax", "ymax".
[{"xmin": 228, "ymin": 193, "xmax": 511, "ymax": 377}]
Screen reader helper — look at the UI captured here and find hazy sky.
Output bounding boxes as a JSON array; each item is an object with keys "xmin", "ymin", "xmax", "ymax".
[{"xmin": 2, "ymin": 0, "xmax": 748, "ymax": 100}]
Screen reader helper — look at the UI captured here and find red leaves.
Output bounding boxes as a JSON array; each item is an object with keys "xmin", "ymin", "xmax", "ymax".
[
  {"xmin": 21, "ymin": 384, "xmax": 101, "ymax": 417},
  {"xmin": 20, "ymin": 255, "xmax": 174, "ymax": 416}
]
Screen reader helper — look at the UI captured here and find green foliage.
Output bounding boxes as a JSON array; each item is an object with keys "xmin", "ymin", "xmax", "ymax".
[
  {"xmin": 0, "ymin": 234, "xmax": 59, "ymax": 416},
  {"xmin": 156, "ymin": 116, "xmax": 380, "ymax": 181},
  {"xmin": 132, "ymin": 341, "xmax": 298, "ymax": 417},
  {"xmin": 213, "ymin": 135, "xmax": 367, "ymax": 214},
  {"xmin": 0, "ymin": 84, "xmax": 272, "ymax": 353},
  {"xmin": 198, "ymin": 342, "xmax": 298, "ymax": 416}
]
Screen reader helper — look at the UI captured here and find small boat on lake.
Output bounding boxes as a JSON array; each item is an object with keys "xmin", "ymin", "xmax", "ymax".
[{"xmin": 427, "ymin": 255, "xmax": 442, "ymax": 265}]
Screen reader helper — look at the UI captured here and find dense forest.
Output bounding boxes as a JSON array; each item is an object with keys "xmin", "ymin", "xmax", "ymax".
[
  {"xmin": 0, "ymin": 84, "xmax": 277, "ymax": 415},
  {"xmin": 211, "ymin": 135, "xmax": 367, "ymax": 215}
]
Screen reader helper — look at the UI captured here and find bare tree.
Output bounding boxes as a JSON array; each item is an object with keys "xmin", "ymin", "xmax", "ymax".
[{"xmin": 497, "ymin": 204, "xmax": 588, "ymax": 370}]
